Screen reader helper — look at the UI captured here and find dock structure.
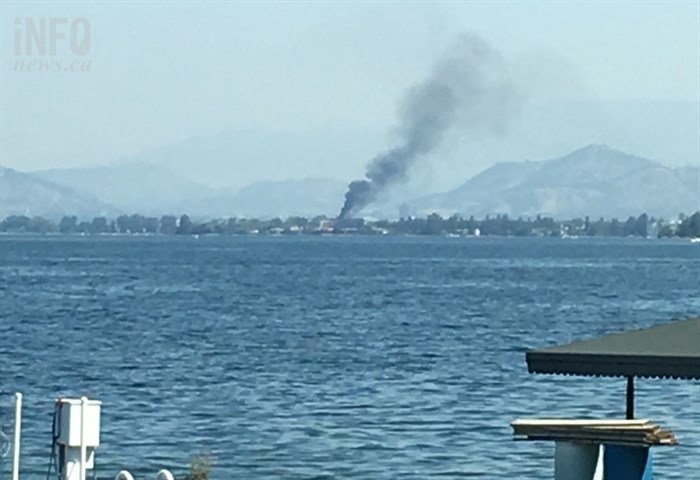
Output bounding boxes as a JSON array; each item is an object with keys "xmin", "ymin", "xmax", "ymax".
[
  {"xmin": 2, "ymin": 394, "xmax": 176, "ymax": 480},
  {"xmin": 516, "ymin": 316, "xmax": 700, "ymax": 479}
]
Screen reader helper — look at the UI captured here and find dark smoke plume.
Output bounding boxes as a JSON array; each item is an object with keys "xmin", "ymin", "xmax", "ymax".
[{"xmin": 338, "ymin": 35, "xmax": 520, "ymax": 219}]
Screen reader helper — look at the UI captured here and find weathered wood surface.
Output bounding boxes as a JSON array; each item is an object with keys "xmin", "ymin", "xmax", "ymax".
[{"xmin": 511, "ymin": 418, "xmax": 677, "ymax": 446}]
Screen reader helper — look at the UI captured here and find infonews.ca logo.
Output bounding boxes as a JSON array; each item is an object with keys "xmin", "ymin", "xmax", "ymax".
[{"xmin": 14, "ymin": 17, "xmax": 92, "ymax": 73}]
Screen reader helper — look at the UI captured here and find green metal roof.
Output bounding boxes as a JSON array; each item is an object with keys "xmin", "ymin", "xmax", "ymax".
[{"xmin": 526, "ymin": 317, "xmax": 700, "ymax": 380}]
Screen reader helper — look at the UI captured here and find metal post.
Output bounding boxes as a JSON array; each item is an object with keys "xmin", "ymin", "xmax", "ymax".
[
  {"xmin": 626, "ymin": 376, "xmax": 634, "ymax": 420},
  {"xmin": 80, "ymin": 397, "xmax": 88, "ymax": 480},
  {"xmin": 12, "ymin": 393, "xmax": 22, "ymax": 480},
  {"xmin": 554, "ymin": 442, "xmax": 603, "ymax": 480}
]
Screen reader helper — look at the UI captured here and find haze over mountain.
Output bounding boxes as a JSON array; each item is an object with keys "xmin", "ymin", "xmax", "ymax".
[
  {"xmin": 401, "ymin": 145, "xmax": 699, "ymax": 219},
  {"xmin": 30, "ymin": 162, "xmax": 347, "ymax": 219},
  {"xmin": 98, "ymin": 129, "xmax": 387, "ymax": 190},
  {"xmin": 0, "ymin": 167, "xmax": 118, "ymax": 219},
  {"xmin": 2, "ymin": 144, "xmax": 697, "ymax": 221},
  {"xmin": 23, "ymin": 100, "xmax": 692, "ymax": 194},
  {"xmin": 35, "ymin": 163, "xmax": 214, "ymax": 215},
  {"xmin": 186, "ymin": 178, "xmax": 347, "ymax": 219},
  {"xmin": 4, "ymin": 3, "xmax": 699, "ymax": 184}
]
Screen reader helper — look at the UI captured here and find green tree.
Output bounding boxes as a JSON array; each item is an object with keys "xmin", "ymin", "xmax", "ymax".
[
  {"xmin": 678, "ymin": 211, "xmax": 700, "ymax": 238},
  {"xmin": 129, "ymin": 214, "xmax": 146, "ymax": 233},
  {"xmin": 1, "ymin": 215, "xmax": 30, "ymax": 232},
  {"xmin": 690, "ymin": 212, "xmax": 700, "ymax": 237},
  {"xmin": 59, "ymin": 216, "xmax": 78, "ymax": 234},
  {"xmin": 116, "ymin": 215, "xmax": 130, "ymax": 233},
  {"xmin": 177, "ymin": 214, "xmax": 193, "ymax": 234},
  {"xmin": 28, "ymin": 217, "xmax": 56, "ymax": 233},
  {"xmin": 89, "ymin": 217, "xmax": 108, "ymax": 234},
  {"xmin": 160, "ymin": 215, "xmax": 178, "ymax": 234},
  {"xmin": 144, "ymin": 217, "xmax": 159, "ymax": 234},
  {"xmin": 623, "ymin": 216, "xmax": 637, "ymax": 236},
  {"xmin": 425, "ymin": 213, "xmax": 444, "ymax": 235},
  {"xmin": 635, "ymin": 213, "xmax": 649, "ymax": 237}
]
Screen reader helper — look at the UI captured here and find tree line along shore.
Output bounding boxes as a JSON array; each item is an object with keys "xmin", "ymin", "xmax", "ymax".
[{"xmin": 2, "ymin": 211, "xmax": 699, "ymax": 238}]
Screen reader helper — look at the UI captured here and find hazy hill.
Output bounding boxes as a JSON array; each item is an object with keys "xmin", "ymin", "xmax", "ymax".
[
  {"xmin": 34, "ymin": 163, "xmax": 214, "ymax": 215},
  {"xmin": 33, "ymin": 162, "xmax": 346, "ymax": 218},
  {"xmin": 116, "ymin": 129, "xmax": 387, "ymax": 190},
  {"xmin": 188, "ymin": 178, "xmax": 347, "ymax": 218},
  {"xmin": 4, "ymin": 144, "xmax": 697, "ymax": 221},
  {"xmin": 415, "ymin": 161, "xmax": 544, "ymax": 216},
  {"xmin": 89, "ymin": 100, "xmax": 699, "ymax": 191},
  {"xmin": 0, "ymin": 166, "xmax": 118, "ymax": 219},
  {"xmin": 674, "ymin": 166, "xmax": 700, "ymax": 198},
  {"xmin": 6, "ymin": 159, "xmax": 347, "ymax": 219},
  {"xmin": 410, "ymin": 145, "xmax": 699, "ymax": 219}
]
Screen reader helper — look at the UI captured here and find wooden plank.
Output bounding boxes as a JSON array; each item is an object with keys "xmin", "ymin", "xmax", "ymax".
[
  {"xmin": 511, "ymin": 419, "xmax": 651, "ymax": 427},
  {"xmin": 511, "ymin": 426, "xmax": 662, "ymax": 436},
  {"xmin": 518, "ymin": 433, "xmax": 675, "ymax": 442},
  {"xmin": 521, "ymin": 432, "xmax": 648, "ymax": 441},
  {"xmin": 510, "ymin": 417, "xmax": 677, "ymax": 447},
  {"xmin": 514, "ymin": 436, "xmax": 678, "ymax": 447},
  {"xmin": 513, "ymin": 429, "xmax": 677, "ymax": 445},
  {"xmin": 513, "ymin": 424, "xmax": 661, "ymax": 432},
  {"xmin": 515, "ymin": 429, "xmax": 664, "ymax": 438}
]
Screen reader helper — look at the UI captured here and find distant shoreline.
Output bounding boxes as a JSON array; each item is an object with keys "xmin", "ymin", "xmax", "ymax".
[
  {"xmin": 1, "ymin": 232, "xmax": 698, "ymax": 242},
  {"xmin": 2, "ymin": 211, "xmax": 699, "ymax": 239}
]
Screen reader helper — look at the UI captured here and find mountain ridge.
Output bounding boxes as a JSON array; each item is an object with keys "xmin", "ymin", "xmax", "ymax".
[
  {"xmin": 407, "ymin": 144, "xmax": 698, "ymax": 219},
  {"xmin": 34, "ymin": 162, "xmax": 215, "ymax": 215},
  {"xmin": 0, "ymin": 166, "xmax": 120, "ymax": 219},
  {"xmin": 3, "ymin": 144, "xmax": 698, "ymax": 220}
]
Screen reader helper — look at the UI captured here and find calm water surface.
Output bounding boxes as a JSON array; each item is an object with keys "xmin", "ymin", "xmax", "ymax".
[{"xmin": 1, "ymin": 235, "xmax": 699, "ymax": 479}]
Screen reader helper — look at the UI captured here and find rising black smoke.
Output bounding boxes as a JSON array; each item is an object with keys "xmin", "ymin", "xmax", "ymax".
[{"xmin": 338, "ymin": 35, "xmax": 520, "ymax": 219}]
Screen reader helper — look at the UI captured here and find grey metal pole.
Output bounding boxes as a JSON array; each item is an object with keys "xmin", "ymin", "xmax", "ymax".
[
  {"xmin": 626, "ymin": 376, "xmax": 634, "ymax": 419},
  {"xmin": 80, "ymin": 397, "xmax": 88, "ymax": 480}
]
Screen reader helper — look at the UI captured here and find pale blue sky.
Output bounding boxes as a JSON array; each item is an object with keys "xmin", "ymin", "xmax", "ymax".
[{"xmin": 1, "ymin": 1, "xmax": 698, "ymax": 188}]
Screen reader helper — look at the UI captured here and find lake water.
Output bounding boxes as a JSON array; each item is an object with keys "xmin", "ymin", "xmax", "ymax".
[{"xmin": 1, "ymin": 235, "xmax": 699, "ymax": 479}]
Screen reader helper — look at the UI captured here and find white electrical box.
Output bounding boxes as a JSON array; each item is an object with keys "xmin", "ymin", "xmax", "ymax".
[{"xmin": 56, "ymin": 398, "xmax": 102, "ymax": 447}]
